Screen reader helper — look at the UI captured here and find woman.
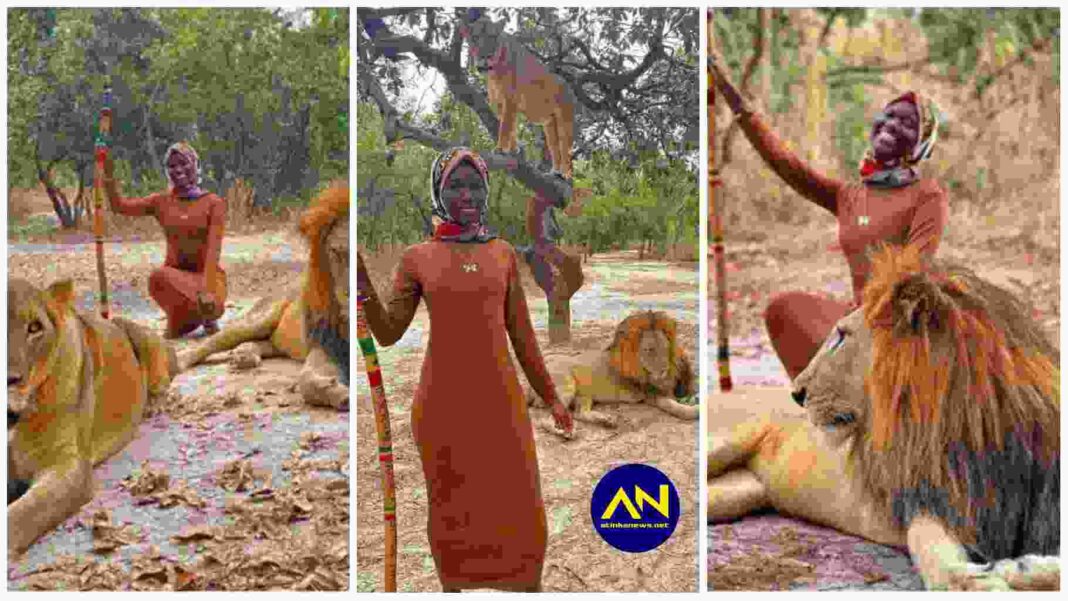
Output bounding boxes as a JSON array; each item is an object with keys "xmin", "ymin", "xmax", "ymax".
[
  {"xmin": 104, "ymin": 142, "xmax": 227, "ymax": 339},
  {"xmin": 357, "ymin": 147, "xmax": 573, "ymax": 592},
  {"xmin": 711, "ymin": 49, "xmax": 948, "ymax": 379}
]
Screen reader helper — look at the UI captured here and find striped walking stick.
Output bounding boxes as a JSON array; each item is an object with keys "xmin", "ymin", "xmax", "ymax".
[
  {"xmin": 707, "ymin": 9, "xmax": 733, "ymax": 392},
  {"xmin": 93, "ymin": 84, "xmax": 113, "ymax": 319},
  {"xmin": 356, "ymin": 293, "xmax": 398, "ymax": 592}
]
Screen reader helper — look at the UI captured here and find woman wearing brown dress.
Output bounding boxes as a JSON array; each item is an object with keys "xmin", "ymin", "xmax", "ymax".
[
  {"xmin": 711, "ymin": 50, "xmax": 949, "ymax": 379},
  {"xmin": 357, "ymin": 147, "xmax": 573, "ymax": 592},
  {"xmin": 104, "ymin": 142, "xmax": 227, "ymax": 338}
]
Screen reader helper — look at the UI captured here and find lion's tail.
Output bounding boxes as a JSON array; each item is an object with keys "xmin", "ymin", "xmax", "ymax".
[
  {"xmin": 176, "ymin": 298, "xmax": 289, "ymax": 371},
  {"xmin": 111, "ymin": 315, "xmax": 177, "ymax": 396}
]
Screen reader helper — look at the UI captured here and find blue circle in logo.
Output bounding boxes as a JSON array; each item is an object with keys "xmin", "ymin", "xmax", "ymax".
[{"xmin": 590, "ymin": 463, "xmax": 680, "ymax": 553}]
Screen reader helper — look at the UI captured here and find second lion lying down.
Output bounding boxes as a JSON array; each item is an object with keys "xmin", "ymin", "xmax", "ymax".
[
  {"xmin": 8, "ymin": 279, "xmax": 177, "ymax": 556},
  {"xmin": 529, "ymin": 310, "xmax": 697, "ymax": 430},
  {"xmin": 707, "ymin": 245, "xmax": 1059, "ymax": 590},
  {"xmin": 177, "ymin": 183, "xmax": 350, "ymax": 410}
]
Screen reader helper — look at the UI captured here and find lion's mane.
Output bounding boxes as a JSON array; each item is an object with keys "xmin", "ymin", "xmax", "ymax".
[
  {"xmin": 299, "ymin": 182, "xmax": 350, "ymax": 383},
  {"xmin": 855, "ymin": 244, "xmax": 1059, "ymax": 560},
  {"xmin": 606, "ymin": 310, "xmax": 695, "ymax": 398}
]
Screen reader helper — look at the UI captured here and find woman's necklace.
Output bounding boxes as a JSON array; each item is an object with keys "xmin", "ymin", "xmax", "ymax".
[
  {"xmin": 171, "ymin": 192, "xmax": 206, "ymax": 223},
  {"xmin": 452, "ymin": 245, "xmax": 479, "ymax": 273},
  {"xmin": 858, "ymin": 185, "xmax": 873, "ymax": 226}
]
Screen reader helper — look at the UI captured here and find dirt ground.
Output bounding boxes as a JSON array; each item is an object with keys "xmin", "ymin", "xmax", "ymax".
[
  {"xmin": 355, "ymin": 250, "xmax": 700, "ymax": 592},
  {"xmin": 7, "ymin": 188, "xmax": 349, "ymax": 591},
  {"xmin": 706, "ymin": 192, "xmax": 1059, "ymax": 589}
]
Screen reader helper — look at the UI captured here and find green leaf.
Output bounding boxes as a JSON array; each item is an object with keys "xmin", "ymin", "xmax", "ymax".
[
  {"xmin": 356, "ymin": 571, "xmax": 377, "ymax": 592},
  {"xmin": 550, "ymin": 506, "xmax": 573, "ymax": 536}
]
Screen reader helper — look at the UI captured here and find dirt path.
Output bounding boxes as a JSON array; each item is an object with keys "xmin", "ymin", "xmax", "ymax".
[
  {"xmin": 706, "ymin": 215, "xmax": 1059, "ymax": 590},
  {"xmin": 356, "ymin": 253, "xmax": 700, "ymax": 592},
  {"xmin": 8, "ymin": 228, "xmax": 349, "ymax": 591}
]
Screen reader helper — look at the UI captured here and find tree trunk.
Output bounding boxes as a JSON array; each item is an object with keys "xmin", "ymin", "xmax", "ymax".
[
  {"xmin": 35, "ymin": 157, "xmax": 76, "ymax": 229},
  {"xmin": 525, "ymin": 192, "xmax": 584, "ymax": 344},
  {"xmin": 548, "ymin": 296, "xmax": 571, "ymax": 344}
]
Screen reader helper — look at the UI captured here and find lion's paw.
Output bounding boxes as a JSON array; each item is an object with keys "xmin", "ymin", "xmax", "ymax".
[
  {"xmin": 230, "ymin": 348, "xmax": 262, "ymax": 370},
  {"xmin": 176, "ymin": 349, "xmax": 195, "ymax": 372},
  {"xmin": 988, "ymin": 555, "xmax": 1060, "ymax": 591},
  {"xmin": 947, "ymin": 555, "xmax": 1061, "ymax": 591},
  {"xmin": 944, "ymin": 569, "xmax": 1012, "ymax": 591}
]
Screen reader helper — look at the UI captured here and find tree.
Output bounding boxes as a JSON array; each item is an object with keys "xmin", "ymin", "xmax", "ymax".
[
  {"xmin": 8, "ymin": 7, "xmax": 349, "ymax": 225},
  {"xmin": 357, "ymin": 7, "xmax": 698, "ymax": 342}
]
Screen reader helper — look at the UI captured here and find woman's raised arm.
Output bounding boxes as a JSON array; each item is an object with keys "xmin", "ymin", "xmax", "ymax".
[
  {"xmin": 102, "ymin": 156, "xmax": 159, "ymax": 217},
  {"xmin": 711, "ymin": 44, "xmax": 843, "ymax": 213}
]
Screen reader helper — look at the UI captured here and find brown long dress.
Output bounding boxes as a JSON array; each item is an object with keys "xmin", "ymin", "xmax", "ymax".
[
  {"xmin": 737, "ymin": 111, "xmax": 949, "ymax": 378},
  {"xmin": 108, "ymin": 189, "xmax": 228, "ymax": 336},
  {"xmin": 363, "ymin": 238, "xmax": 557, "ymax": 591}
]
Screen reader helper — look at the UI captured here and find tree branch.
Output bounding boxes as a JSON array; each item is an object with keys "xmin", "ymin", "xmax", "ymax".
[
  {"xmin": 720, "ymin": 7, "xmax": 766, "ymax": 168},
  {"xmin": 359, "ymin": 8, "xmax": 501, "ymax": 142},
  {"xmin": 358, "ymin": 54, "xmax": 572, "ymax": 205},
  {"xmin": 825, "ymin": 57, "xmax": 934, "ymax": 78}
]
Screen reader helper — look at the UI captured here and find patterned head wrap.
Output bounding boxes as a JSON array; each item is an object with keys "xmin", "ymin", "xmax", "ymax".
[
  {"xmin": 429, "ymin": 147, "xmax": 495, "ymax": 243},
  {"xmin": 859, "ymin": 91, "xmax": 940, "ymax": 187},
  {"xmin": 164, "ymin": 141, "xmax": 206, "ymax": 198}
]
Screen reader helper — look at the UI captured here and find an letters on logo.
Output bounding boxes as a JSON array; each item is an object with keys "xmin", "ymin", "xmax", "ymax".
[
  {"xmin": 600, "ymin": 485, "xmax": 671, "ymax": 520},
  {"xmin": 590, "ymin": 463, "xmax": 680, "ymax": 552}
]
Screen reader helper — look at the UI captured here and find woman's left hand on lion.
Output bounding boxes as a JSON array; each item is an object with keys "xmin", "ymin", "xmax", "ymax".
[
  {"xmin": 196, "ymin": 291, "xmax": 218, "ymax": 319},
  {"xmin": 548, "ymin": 397, "xmax": 574, "ymax": 436}
]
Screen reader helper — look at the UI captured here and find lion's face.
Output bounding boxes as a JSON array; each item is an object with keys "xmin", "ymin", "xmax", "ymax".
[
  {"xmin": 7, "ymin": 279, "xmax": 69, "ymax": 417},
  {"xmin": 638, "ymin": 329, "xmax": 672, "ymax": 388},
  {"xmin": 791, "ymin": 308, "xmax": 872, "ymax": 449},
  {"xmin": 607, "ymin": 310, "xmax": 694, "ymax": 397},
  {"xmin": 463, "ymin": 16, "xmax": 506, "ymax": 72}
]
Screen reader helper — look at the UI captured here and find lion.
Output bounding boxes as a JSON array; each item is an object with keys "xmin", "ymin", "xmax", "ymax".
[
  {"xmin": 463, "ymin": 10, "xmax": 575, "ymax": 181},
  {"xmin": 530, "ymin": 310, "xmax": 696, "ymax": 431},
  {"xmin": 7, "ymin": 279, "xmax": 177, "ymax": 556},
  {"xmin": 176, "ymin": 183, "xmax": 350, "ymax": 410},
  {"xmin": 708, "ymin": 244, "xmax": 1059, "ymax": 590}
]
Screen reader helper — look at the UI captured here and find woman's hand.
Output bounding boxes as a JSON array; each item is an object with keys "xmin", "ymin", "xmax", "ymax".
[
  {"xmin": 549, "ymin": 398, "xmax": 574, "ymax": 437},
  {"xmin": 196, "ymin": 291, "xmax": 218, "ymax": 320},
  {"xmin": 709, "ymin": 43, "xmax": 748, "ymax": 116}
]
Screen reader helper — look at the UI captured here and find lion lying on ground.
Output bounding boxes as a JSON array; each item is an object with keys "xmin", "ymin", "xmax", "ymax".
[
  {"xmin": 708, "ymin": 245, "xmax": 1059, "ymax": 590},
  {"xmin": 530, "ymin": 311, "xmax": 696, "ymax": 432},
  {"xmin": 176, "ymin": 183, "xmax": 350, "ymax": 410},
  {"xmin": 464, "ymin": 10, "xmax": 575, "ymax": 181},
  {"xmin": 8, "ymin": 279, "xmax": 176, "ymax": 556}
]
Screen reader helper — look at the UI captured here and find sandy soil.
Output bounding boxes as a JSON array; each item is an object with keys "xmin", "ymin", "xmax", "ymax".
[
  {"xmin": 7, "ymin": 189, "xmax": 349, "ymax": 591},
  {"xmin": 355, "ymin": 251, "xmax": 701, "ymax": 592}
]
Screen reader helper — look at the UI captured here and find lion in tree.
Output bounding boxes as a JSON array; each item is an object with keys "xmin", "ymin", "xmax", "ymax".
[
  {"xmin": 176, "ymin": 183, "xmax": 349, "ymax": 410},
  {"xmin": 7, "ymin": 279, "xmax": 177, "ymax": 556},
  {"xmin": 707, "ymin": 244, "xmax": 1059, "ymax": 590},
  {"xmin": 463, "ymin": 8, "xmax": 576, "ymax": 182},
  {"xmin": 530, "ymin": 310, "xmax": 696, "ymax": 432}
]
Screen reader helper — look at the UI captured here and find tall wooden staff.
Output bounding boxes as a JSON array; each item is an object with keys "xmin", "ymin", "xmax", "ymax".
[
  {"xmin": 707, "ymin": 9, "xmax": 733, "ymax": 392},
  {"xmin": 356, "ymin": 294, "xmax": 397, "ymax": 591},
  {"xmin": 93, "ymin": 84, "xmax": 113, "ymax": 319}
]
